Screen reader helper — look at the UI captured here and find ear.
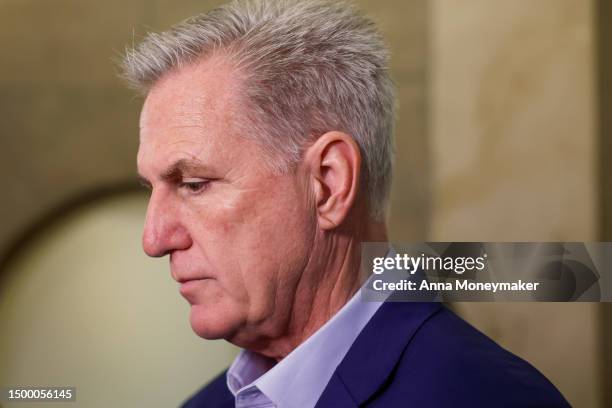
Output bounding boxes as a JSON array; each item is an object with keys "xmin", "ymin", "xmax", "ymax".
[{"xmin": 303, "ymin": 131, "xmax": 362, "ymax": 230}]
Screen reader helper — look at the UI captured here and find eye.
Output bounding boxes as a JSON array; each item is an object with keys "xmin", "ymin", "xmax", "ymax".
[{"xmin": 179, "ymin": 179, "xmax": 211, "ymax": 194}]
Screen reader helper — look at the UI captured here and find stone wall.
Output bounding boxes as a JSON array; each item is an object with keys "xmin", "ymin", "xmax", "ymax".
[{"xmin": 429, "ymin": 1, "xmax": 600, "ymax": 406}]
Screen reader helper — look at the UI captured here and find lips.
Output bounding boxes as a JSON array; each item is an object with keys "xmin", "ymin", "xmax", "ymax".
[
  {"xmin": 170, "ymin": 262, "xmax": 213, "ymax": 301},
  {"xmin": 171, "ymin": 268, "xmax": 212, "ymax": 284},
  {"xmin": 170, "ymin": 255, "xmax": 211, "ymax": 284},
  {"xmin": 178, "ymin": 278, "xmax": 211, "ymax": 302},
  {"xmin": 176, "ymin": 276, "xmax": 209, "ymax": 284}
]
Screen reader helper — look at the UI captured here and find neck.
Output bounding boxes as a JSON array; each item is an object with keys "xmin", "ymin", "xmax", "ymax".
[{"xmin": 254, "ymin": 218, "xmax": 388, "ymax": 361}]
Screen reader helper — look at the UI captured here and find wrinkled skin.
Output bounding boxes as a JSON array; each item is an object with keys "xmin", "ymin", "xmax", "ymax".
[{"xmin": 137, "ymin": 56, "xmax": 384, "ymax": 359}]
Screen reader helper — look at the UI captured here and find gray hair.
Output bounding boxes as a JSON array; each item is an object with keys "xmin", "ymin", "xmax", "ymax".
[{"xmin": 122, "ymin": 0, "xmax": 396, "ymax": 222}]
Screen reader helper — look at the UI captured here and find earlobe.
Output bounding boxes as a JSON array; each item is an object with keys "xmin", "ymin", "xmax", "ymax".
[{"xmin": 303, "ymin": 131, "xmax": 362, "ymax": 230}]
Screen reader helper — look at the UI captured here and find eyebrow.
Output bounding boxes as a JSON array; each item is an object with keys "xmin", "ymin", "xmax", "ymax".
[{"xmin": 138, "ymin": 158, "xmax": 212, "ymax": 187}]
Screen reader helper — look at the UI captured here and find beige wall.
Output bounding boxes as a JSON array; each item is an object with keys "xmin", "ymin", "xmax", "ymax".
[
  {"xmin": 355, "ymin": 0, "xmax": 430, "ymax": 241},
  {"xmin": 430, "ymin": 0, "xmax": 600, "ymax": 406},
  {"xmin": 0, "ymin": 193, "xmax": 237, "ymax": 408},
  {"xmin": 0, "ymin": 0, "xmax": 606, "ymax": 406}
]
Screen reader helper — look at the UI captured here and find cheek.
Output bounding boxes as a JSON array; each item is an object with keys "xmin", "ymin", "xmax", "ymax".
[
  {"xmin": 188, "ymin": 177, "xmax": 313, "ymax": 307},
  {"xmin": 228, "ymin": 180, "xmax": 312, "ymax": 258},
  {"xmin": 193, "ymin": 177, "xmax": 310, "ymax": 248}
]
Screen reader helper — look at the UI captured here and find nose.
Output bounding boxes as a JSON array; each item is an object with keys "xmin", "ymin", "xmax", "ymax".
[{"xmin": 142, "ymin": 189, "xmax": 192, "ymax": 257}]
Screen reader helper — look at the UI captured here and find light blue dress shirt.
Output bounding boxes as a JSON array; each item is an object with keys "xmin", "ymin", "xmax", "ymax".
[{"xmin": 226, "ymin": 284, "xmax": 383, "ymax": 408}]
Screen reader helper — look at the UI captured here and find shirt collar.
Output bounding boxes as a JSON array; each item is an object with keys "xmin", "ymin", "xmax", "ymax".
[
  {"xmin": 226, "ymin": 349, "xmax": 275, "ymax": 395},
  {"xmin": 226, "ymin": 281, "xmax": 383, "ymax": 408}
]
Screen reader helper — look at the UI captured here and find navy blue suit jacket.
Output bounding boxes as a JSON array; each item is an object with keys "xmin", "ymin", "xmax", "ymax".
[{"xmin": 182, "ymin": 302, "xmax": 570, "ymax": 407}]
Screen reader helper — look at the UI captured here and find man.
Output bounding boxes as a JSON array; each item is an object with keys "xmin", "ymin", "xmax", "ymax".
[{"xmin": 123, "ymin": 0, "xmax": 570, "ymax": 406}]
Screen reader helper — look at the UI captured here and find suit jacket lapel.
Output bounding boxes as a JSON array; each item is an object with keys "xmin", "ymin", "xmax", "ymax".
[
  {"xmin": 315, "ymin": 301, "xmax": 443, "ymax": 407},
  {"xmin": 315, "ymin": 372, "xmax": 360, "ymax": 407}
]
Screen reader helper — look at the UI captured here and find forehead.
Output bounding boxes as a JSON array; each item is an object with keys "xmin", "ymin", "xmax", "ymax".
[
  {"xmin": 139, "ymin": 54, "xmax": 246, "ymax": 144},
  {"xmin": 140, "ymin": 55, "xmax": 244, "ymax": 128},
  {"xmin": 137, "ymin": 55, "xmax": 255, "ymax": 174}
]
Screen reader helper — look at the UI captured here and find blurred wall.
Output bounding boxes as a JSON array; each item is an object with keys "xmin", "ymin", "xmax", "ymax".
[
  {"xmin": 0, "ymin": 193, "xmax": 237, "ymax": 408},
  {"xmin": 429, "ymin": 0, "xmax": 600, "ymax": 406},
  {"xmin": 0, "ymin": 0, "xmax": 608, "ymax": 407},
  {"xmin": 598, "ymin": 0, "xmax": 612, "ymax": 406},
  {"xmin": 0, "ymin": 1, "xmax": 142, "ymax": 260}
]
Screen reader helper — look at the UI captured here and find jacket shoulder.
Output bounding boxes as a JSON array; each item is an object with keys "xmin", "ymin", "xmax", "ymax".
[
  {"xmin": 181, "ymin": 370, "xmax": 234, "ymax": 408},
  {"xmin": 370, "ymin": 306, "xmax": 570, "ymax": 407}
]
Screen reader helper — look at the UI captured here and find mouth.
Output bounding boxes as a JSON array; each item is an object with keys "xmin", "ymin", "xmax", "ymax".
[
  {"xmin": 178, "ymin": 278, "xmax": 212, "ymax": 300},
  {"xmin": 176, "ymin": 276, "xmax": 209, "ymax": 284},
  {"xmin": 172, "ymin": 268, "xmax": 212, "ymax": 284}
]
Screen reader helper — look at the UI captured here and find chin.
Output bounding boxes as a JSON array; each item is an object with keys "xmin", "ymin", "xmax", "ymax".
[{"xmin": 189, "ymin": 303, "xmax": 240, "ymax": 340}]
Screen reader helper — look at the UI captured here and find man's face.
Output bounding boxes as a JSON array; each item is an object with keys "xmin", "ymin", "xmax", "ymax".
[{"xmin": 137, "ymin": 57, "xmax": 315, "ymax": 344}]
